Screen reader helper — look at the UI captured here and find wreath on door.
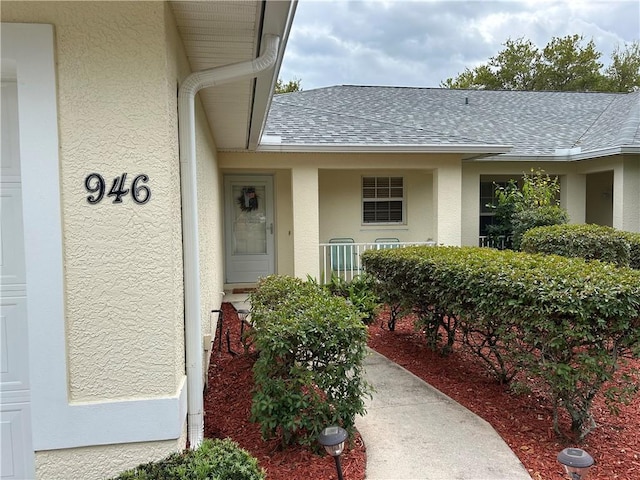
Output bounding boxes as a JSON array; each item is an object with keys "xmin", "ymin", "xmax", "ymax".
[{"xmin": 237, "ymin": 186, "xmax": 259, "ymax": 212}]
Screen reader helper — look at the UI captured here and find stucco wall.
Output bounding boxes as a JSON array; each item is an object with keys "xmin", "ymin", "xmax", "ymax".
[
  {"xmin": 36, "ymin": 426, "xmax": 187, "ymax": 480},
  {"xmin": 1, "ymin": 1, "xmax": 207, "ymax": 476},
  {"xmin": 3, "ymin": 0, "xmax": 185, "ymax": 401},
  {"xmin": 319, "ymin": 169, "xmax": 433, "ymax": 243},
  {"xmin": 274, "ymin": 170, "xmax": 295, "ymax": 276},
  {"xmin": 195, "ymin": 89, "xmax": 225, "ymax": 365}
]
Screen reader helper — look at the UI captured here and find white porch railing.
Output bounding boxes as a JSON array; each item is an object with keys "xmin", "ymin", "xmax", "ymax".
[
  {"xmin": 478, "ymin": 235, "xmax": 512, "ymax": 249},
  {"xmin": 319, "ymin": 241, "xmax": 435, "ymax": 282}
]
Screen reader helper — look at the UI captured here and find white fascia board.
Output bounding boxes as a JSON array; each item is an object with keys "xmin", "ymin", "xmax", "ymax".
[
  {"xmin": 475, "ymin": 145, "xmax": 640, "ymax": 162},
  {"xmin": 248, "ymin": 0, "xmax": 297, "ymax": 150},
  {"xmin": 255, "ymin": 143, "xmax": 513, "ymax": 154},
  {"xmin": 571, "ymin": 145, "xmax": 640, "ymax": 160}
]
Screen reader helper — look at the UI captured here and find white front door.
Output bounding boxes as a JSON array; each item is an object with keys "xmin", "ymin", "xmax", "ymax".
[
  {"xmin": 224, "ymin": 175, "xmax": 275, "ymax": 283},
  {"xmin": 1, "ymin": 77, "xmax": 35, "ymax": 479}
]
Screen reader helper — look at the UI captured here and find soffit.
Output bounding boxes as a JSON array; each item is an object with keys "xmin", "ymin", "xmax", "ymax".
[{"xmin": 170, "ymin": 1, "xmax": 271, "ymax": 151}]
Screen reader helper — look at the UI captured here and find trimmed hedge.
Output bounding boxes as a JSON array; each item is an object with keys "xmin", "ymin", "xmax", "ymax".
[
  {"xmin": 362, "ymin": 246, "xmax": 640, "ymax": 439},
  {"xmin": 511, "ymin": 205, "xmax": 569, "ymax": 250},
  {"xmin": 620, "ymin": 230, "xmax": 640, "ymax": 269},
  {"xmin": 111, "ymin": 438, "xmax": 265, "ymax": 480},
  {"xmin": 249, "ymin": 275, "xmax": 371, "ymax": 447},
  {"xmin": 521, "ymin": 224, "xmax": 632, "ymax": 267}
]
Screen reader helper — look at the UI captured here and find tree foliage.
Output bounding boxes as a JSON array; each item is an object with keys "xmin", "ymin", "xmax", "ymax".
[
  {"xmin": 275, "ymin": 77, "xmax": 302, "ymax": 94},
  {"xmin": 486, "ymin": 169, "xmax": 568, "ymax": 250},
  {"xmin": 442, "ymin": 35, "xmax": 640, "ymax": 92}
]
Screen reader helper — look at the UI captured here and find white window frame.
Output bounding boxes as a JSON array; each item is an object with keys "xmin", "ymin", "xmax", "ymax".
[{"xmin": 361, "ymin": 176, "xmax": 405, "ymax": 225}]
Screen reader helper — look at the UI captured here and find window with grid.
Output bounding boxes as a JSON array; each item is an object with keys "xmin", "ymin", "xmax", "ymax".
[{"xmin": 362, "ymin": 176, "xmax": 404, "ymax": 224}]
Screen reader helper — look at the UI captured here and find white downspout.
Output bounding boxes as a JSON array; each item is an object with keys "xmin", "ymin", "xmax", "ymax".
[{"xmin": 178, "ymin": 34, "xmax": 281, "ymax": 449}]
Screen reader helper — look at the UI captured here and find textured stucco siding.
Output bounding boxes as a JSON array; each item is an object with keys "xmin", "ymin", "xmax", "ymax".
[
  {"xmin": 163, "ymin": 0, "xmax": 190, "ymax": 394},
  {"xmin": 0, "ymin": 1, "xmax": 217, "ymax": 476},
  {"xmin": 319, "ymin": 169, "xmax": 433, "ymax": 243},
  {"xmin": 2, "ymin": 2, "xmax": 189, "ymax": 401},
  {"xmin": 1, "ymin": 1, "xmax": 185, "ymax": 401},
  {"xmin": 35, "ymin": 426, "xmax": 187, "ymax": 480},
  {"xmin": 195, "ymin": 91, "xmax": 225, "ymax": 367}
]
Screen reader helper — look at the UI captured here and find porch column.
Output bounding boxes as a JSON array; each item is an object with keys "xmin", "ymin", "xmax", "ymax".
[
  {"xmin": 561, "ymin": 173, "xmax": 586, "ymax": 224},
  {"xmin": 291, "ymin": 165, "xmax": 320, "ymax": 278},
  {"xmin": 613, "ymin": 157, "xmax": 640, "ymax": 233},
  {"xmin": 434, "ymin": 163, "xmax": 463, "ymax": 246},
  {"xmin": 461, "ymin": 169, "xmax": 480, "ymax": 246}
]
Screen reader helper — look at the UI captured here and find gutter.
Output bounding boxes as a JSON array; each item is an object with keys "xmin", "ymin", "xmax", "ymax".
[
  {"xmin": 256, "ymin": 142, "xmax": 513, "ymax": 155},
  {"xmin": 177, "ymin": 33, "xmax": 281, "ymax": 449},
  {"xmin": 474, "ymin": 145, "xmax": 640, "ymax": 162}
]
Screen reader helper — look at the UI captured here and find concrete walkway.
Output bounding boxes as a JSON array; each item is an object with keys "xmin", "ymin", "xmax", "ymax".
[
  {"xmin": 224, "ymin": 296, "xmax": 531, "ymax": 479},
  {"xmin": 355, "ymin": 349, "xmax": 532, "ymax": 480}
]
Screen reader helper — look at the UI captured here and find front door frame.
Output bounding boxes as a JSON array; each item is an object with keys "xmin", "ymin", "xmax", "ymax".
[{"xmin": 224, "ymin": 174, "xmax": 275, "ymax": 284}]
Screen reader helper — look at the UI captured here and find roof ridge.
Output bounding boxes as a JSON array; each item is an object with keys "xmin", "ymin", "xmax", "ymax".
[
  {"xmin": 575, "ymin": 92, "xmax": 640, "ymax": 149},
  {"xmin": 302, "ymin": 84, "xmax": 632, "ymax": 95},
  {"xmin": 617, "ymin": 92, "xmax": 640, "ymax": 145}
]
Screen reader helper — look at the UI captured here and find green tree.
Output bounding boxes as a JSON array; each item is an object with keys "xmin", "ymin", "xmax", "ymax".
[
  {"xmin": 442, "ymin": 35, "xmax": 640, "ymax": 92},
  {"xmin": 445, "ymin": 38, "xmax": 541, "ymax": 90},
  {"xmin": 603, "ymin": 41, "xmax": 640, "ymax": 92},
  {"xmin": 535, "ymin": 35, "xmax": 604, "ymax": 91},
  {"xmin": 275, "ymin": 77, "xmax": 302, "ymax": 94}
]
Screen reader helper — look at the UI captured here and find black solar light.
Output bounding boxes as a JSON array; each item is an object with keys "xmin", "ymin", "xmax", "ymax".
[
  {"xmin": 557, "ymin": 447, "xmax": 594, "ymax": 480},
  {"xmin": 318, "ymin": 425, "xmax": 348, "ymax": 480}
]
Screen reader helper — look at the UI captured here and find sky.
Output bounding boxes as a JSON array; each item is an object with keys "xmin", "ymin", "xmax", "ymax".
[{"xmin": 278, "ymin": 0, "xmax": 640, "ymax": 90}]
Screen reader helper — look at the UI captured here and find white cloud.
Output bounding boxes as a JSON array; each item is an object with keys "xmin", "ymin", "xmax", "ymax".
[{"xmin": 280, "ymin": 0, "xmax": 640, "ymax": 89}]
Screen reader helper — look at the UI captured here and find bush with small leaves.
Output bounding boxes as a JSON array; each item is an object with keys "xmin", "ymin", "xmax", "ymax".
[
  {"xmin": 363, "ymin": 246, "xmax": 640, "ymax": 440},
  {"xmin": 324, "ymin": 273, "xmax": 381, "ymax": 324},
  {"xmin": 521, "ymin": 223, "xmax": 631, "ymax": 266},
  {"xmin": 249, "ymin": 275, "xmax": 371, "ymax": 447},
  {"xmin": 619, "ymin": 230, "xmax": 640, "ymax": 269},
  {"xmin": 511, "ymin": 205, "xmax": 568, "ymax": 250},
  {"xmin": 111, "ymin": 438, "xmax": 265, "ymax": 480}
]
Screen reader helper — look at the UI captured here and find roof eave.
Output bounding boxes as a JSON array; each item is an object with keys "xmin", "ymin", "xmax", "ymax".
[
  {"xmin": 255, "ymin": 143, "xmax": 513, "ymax": 157},
  {"xmin": 247, "ymin": 0, "xmax": 298, "ymax": 151},
  {"xmin": 475, "ymin": 145, "xmax": 640, "ymax": 162}
]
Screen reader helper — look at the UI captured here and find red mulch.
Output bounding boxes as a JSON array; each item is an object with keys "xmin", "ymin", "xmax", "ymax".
[
  {"xmin": 204, "ymin": 303, "xmax": 639, "ymax": 480},
  {"xmin": 203, "ymin": 303, "xmax": 366, "ymax": 480}
]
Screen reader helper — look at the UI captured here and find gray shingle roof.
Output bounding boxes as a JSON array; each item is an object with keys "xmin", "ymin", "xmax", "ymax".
[{"xmin": 263, "ymin": 85, "xmax": 640, "ymax": 158}]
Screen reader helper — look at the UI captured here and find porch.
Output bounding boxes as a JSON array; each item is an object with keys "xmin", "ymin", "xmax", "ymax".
[{"xmin": 319, "ymin": 240, "xmax": 435, "ymax": 281}]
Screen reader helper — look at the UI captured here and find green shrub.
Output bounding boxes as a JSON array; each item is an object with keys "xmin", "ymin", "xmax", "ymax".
[
  {"xmin": 484, "ymin": 169, "xmax": 568, "ymax": 251},
  {"xmin": 111, "ymin": 438, "xmax": 265, "ymax": 480},
  {"xmin": 511, "ymin": 205, "xmax": 568, "ymax": 250},
  {"xmin": 249, "ymin": 275, "xmax": 371, "ymax": 447},
  {"xmin": 363, "ymin": 246, "xmax": 640, "ymax": 440},
  {"xmin": 619, "ymin": 230, "xmax": 640, "ymax": 269},
  {"xmin": 521, "ymin": 224, "xmax": 631, "ymax": 266},
  {"xmin": 324, "ymin": 273, "xmax": 381, "ymax": 323}
]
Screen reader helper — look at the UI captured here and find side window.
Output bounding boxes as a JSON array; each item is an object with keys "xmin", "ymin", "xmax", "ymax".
[
  {"xmin": 362, "ymin": 176, "xmax": 404, "ymax": 224},
  {"xmin": 479, "ymin": 180, "xmax": 506, "ymax": 236}
]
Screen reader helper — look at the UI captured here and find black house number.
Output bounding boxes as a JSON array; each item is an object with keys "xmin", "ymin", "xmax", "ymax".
[{"xmin": 85, "ymin": 173, "xmax": 151, "ymax": 205}]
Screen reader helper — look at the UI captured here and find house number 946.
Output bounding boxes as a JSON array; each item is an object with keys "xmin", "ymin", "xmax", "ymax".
[{"xmin": 85, "ymin": 173, "xmax": 151, "ymax": 205}]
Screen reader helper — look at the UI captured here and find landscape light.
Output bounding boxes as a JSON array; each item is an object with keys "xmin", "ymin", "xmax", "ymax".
[
  {"xmin": 557, "ymin": 447, "xmax": 594, "ymax": 480},
  {"xmin": 318, "ymin": 425, "xmax": 348, "ymax": 480}
]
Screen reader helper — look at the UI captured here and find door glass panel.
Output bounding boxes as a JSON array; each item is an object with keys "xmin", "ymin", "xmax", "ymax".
[{"xmin": 231, "ymin": 184, "xmax": 267, "ymax": 255}]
